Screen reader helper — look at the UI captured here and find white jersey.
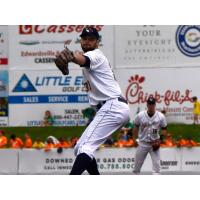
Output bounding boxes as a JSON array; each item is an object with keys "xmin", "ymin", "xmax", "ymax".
[
  {"xmin": 134, "ymin": 111, "xmax": 167, "ymax": 142},
  {"xmin": 82, "ymin": 49, "xmax": 122, "ymax": 105}
]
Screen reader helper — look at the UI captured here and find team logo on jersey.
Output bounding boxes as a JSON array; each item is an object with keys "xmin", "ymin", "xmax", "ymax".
[
  {"xmin": 12, "ymin": 74, "xmax": 37, "ymax": 92},
  {"xmin": 176, "ymin": 25, "xmax": 200, "ymax": 57}
]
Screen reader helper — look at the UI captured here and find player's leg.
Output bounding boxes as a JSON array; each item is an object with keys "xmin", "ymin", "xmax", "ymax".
[
  {"xmin": 70, "ymin": 153, "xmax": 93, "ymax": 175},
  {"xmin": 72, "ymin": 112, "xmax": 129, "ymax": 174},
  {"xmin": 70, "ymin": 112, "xmax": 108, "ymax": 175},
  {"xmin": 149, "ymin": 148, "xmax": 161, "ymax": 175},
  {"xmin": 87, "ymin": 157, "xmax": 100, "ymax": 175},
  {"xmin": 70, "ymin": 99, "xmax": 130, "ymax": 175},
  {"xmin": 133, "ymin": 145, "xmax": 150, "ymax": 174}
]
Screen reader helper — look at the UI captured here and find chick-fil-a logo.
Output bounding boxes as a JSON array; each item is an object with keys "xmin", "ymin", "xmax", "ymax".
[{"xmin": 125, "ymin": 75, "xmax": 192, "ymax": 106}]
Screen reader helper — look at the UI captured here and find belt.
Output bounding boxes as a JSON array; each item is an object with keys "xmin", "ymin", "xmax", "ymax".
[
  {"xmin": 96, "ymin": 97, "xmax": 128, "ymax": 110},
  {"xmin": 118, "ymin": 97, "xmax": 128, "ymax": 104}
]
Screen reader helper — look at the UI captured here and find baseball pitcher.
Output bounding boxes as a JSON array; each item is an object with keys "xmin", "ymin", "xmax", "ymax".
[{"xmin": 54, "ymin": 27, "xmax": 130, "ymax": 175}]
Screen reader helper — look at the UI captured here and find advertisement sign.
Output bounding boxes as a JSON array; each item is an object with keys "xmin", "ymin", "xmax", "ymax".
[
  {"xmin": 9, "ymin": 25, "xmax": 114, "ymax": 69},
  {"xmin": 0, "ymin": 149, "xmax": 18, "ymax": 175},
  {"xmin": 181, "ymin": 147, "xmax": 200, "ymax": 171},
  {"xmin": 18, "ymin": 149, "xmax": 75, "ymax": 174},
  {"xmin": 0, "ymin": 26, "xmax": 8, "ymax": 66},
  {"xmin": 0, "ymin": 70, "xmax": 8, "ymax": 126},
  {"xmin": 18, "ymin": 148, "xmax": 136, "ymax": 174},
  {"xmin": 0, "ymin": 147, "xmax": 199, "ymax": 174},
  {"xmin": 115, "ymin": 67, "xmax": 199, "ymax": 124},
  {"xmin": 18, "ymin": 148, "xmax": 181, "ymax": 174},
  {"xmin": 9, "ymin": 68, "xmax": 90, "ymax": 126},
  {"xmin": 19, "ymin": 149, "xmax": 133, "ymax": 175},
  {"xmin": 95, "ymin": 148, "xmax": 135, "ymax": 173},
  {"xmin": 115, "ymin": 25, "xmax": 200, "ymax": 68}
]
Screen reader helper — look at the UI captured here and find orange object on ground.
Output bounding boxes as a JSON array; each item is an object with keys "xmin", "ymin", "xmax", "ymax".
[
  {"xmin": 125, "ymin": 139, "xmax": 136, "ymax": 147},
  {"xmin": 44, "ymin": 143, "xmax": 55, "ymax": 151},
  {"xmin": 10, "ymin": 138, "xmax": 24, "ymax": 148},
  {"xmin": 179, "ymin": 139, "xmax": 189, "ymax": 147},
  {"xmin": 161, "ymin": 139, "xmax": 176, "ymax": 147},
  {"xmin": 114, "ymin": 140, "xmax": 126, "ymax": 148},
  {"xmin": 187, "ymin": 140, "xmax": 198, "ymax": 147},
  {"xmin": 114, "ymin": 139, "xmax": 136, "ymax": 148},
  {"xmin": 0, "ymin": 130, "xmax": 7, "ymax": 148},
  {"xmin": 55, "ymin": 141, "xmax": 71, "ymax": 148},
  {"xmin": 0, "ymin": 136, "xmax": 7, "ymax": 148},
  {"xmin": 24, "ymin": 138, "xmax": 33, "ymax": 148}
]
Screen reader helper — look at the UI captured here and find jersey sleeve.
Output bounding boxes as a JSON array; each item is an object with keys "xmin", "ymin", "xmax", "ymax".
[
  {"xmin": 84, "ymin": 50, "xmax": 106, "ymax": 70},
  {"xmin": 160, "ymin": 114, "xmax": 167, "ymax": 128}
]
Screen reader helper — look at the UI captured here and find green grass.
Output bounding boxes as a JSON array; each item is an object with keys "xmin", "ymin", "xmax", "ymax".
[
  {"xmin": 167, "ymin": 124, "xmax": 200, "ymax": 142},
  {"xmin": 0, "ymin": 126, "xmax": 85, "ymax": 142},
  {"xmin": 1, "ymin": 124, "xmax": 200, "ymax": 142}
]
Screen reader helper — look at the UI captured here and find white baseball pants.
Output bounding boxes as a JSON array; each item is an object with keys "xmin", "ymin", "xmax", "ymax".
[
  {"xmin": 134, "ymin": 142, "xmax": 161, "ymax": 175},
  {"xmin": 74, "ymin": 98, "xmax": 130, "ymax": 158}
]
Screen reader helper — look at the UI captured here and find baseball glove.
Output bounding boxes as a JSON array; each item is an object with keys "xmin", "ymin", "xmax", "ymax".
[
  {"xmin": 54, "ymin": 47, "xmax": 74, "ymax": 75},
  {"xmin": 152, "ymin": 140, "xmax": 161, "ymax": 151}
]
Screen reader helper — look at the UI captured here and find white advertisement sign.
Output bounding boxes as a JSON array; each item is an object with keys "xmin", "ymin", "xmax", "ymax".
[
  {"xmin": 19, "ymin": 148, "xmax": 135, "ymax": 174},
  {"xmin": 0, "ymin": 149, "xmax": 18, "ymax": 174},
  {"xmin": 0, "ymin": 147, "xmax": 199, "ymax": 174},
  {"xmin": 115, "ymin": 67, "xmax": 198, "ymax": 124},
  {"xmin": 115, "ymin": 25, "xmax": 200, "ymax": 68},
  {"xmin": 181, "ymin": 147, "xmax": 200, "ymax": 171},
  {"xmin": 18, "ymin": 149, "xmax": 75, "ymax": 174},
  {"xmin": 95, "ymin": 148, "xmax": 135, "ymax": 173},
  {"xmin": 18, "ymin": 148, "xmax": 182, "ymax": 174},
  {"xmin": 0, "ymin": 26, "xmax": 8, "ymax": 66},
  {"xmin": 9, "ymin": 68, "xmax": 90, "ymax": 126},
  {"xmin": 9, "ymin": 25, "xmax": 114, "ymax": 69}
]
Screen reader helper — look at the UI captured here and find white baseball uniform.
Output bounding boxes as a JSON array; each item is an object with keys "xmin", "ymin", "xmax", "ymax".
[
  {"xmin": 133, "ymin": 110, "xmax": 167, "ymax": 174},
  {"xmin": 74, "ymin": 49, "xmax": 130, "ymax": 158}
]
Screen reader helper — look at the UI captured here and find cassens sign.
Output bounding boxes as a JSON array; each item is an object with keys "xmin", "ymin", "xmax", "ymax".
[{"xmin": 19, "ymin": 25, "xmax": 104, "ymax": 34}]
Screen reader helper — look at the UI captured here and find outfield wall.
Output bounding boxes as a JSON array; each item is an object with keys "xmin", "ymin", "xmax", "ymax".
[{"xmin": 1, "ymin": 148, "xmax": 200, "ymax": 174}]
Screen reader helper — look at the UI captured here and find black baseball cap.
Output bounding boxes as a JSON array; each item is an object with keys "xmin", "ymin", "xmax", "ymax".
[
  {"xmin": 147, "ymin": 97, "xmax": 156, "ymax": 105},
  {"xmin": 80, "ymin": 27, "xmax": 100, "ymax": 40}
]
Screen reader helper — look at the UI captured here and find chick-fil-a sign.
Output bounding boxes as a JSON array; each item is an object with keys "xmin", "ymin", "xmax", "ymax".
[{"xmin": 126, "ymin": 75, "xmax": 193, "ymax": 106}]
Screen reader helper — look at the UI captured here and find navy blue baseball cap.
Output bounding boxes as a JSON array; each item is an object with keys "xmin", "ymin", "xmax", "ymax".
[
  {"xmin": 80, "ymin": 27, "xmax": 100, "ymax": 40},
  {"xmin": 147, "ymin": 97, "xmax": 156, "ymax": 105}
]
